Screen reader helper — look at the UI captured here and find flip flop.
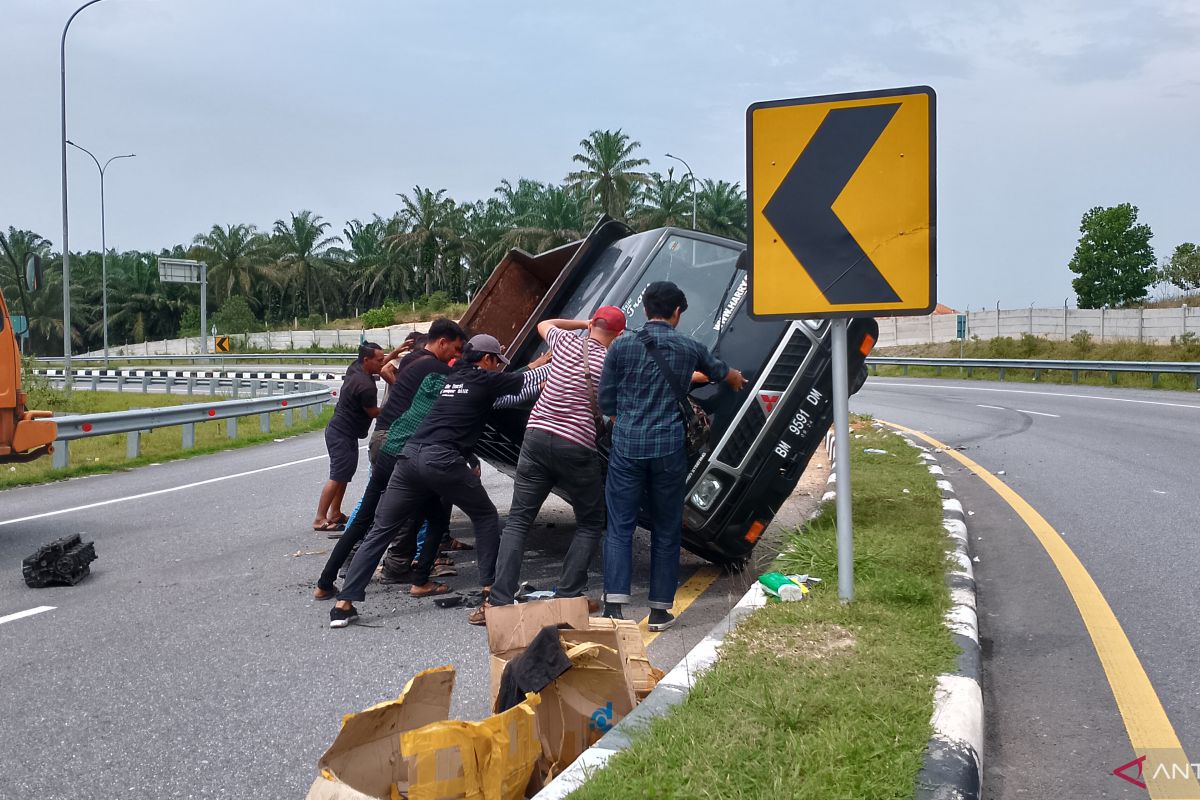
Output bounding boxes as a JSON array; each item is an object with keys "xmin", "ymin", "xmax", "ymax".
[
  {"xmin": 312, "ymin": 521, "xmax": 344, "ymax": 532},
  {"xmin": 431, "ymin": 565, "xmax": 458, "ymax": 578},
  {"xmin": 333, "ymin": 514, "xmax": 349, "ymax": 525},
  {"xmin": 435, "ymin": 557, "xmax": 454, "ymax": 567},
  {"xmin": 448, "ymin": 538, "xmax": 474, "ymax": 551},
  {"xmin": 410, "ymin": 581, "xmax": 451, "ymax": 598}
]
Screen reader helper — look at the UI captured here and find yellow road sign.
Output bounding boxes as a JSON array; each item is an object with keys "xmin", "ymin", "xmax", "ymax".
[
  {"xmin": 214, "ymin": 335, "xmax": 231, "ymax": 353},
  {"xmin": 747, "ymin": 86, "xmax": 936, "ymax": 319}
]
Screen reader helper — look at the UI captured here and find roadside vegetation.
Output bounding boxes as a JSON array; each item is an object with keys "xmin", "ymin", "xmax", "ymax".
[
  {"xmin": 874, "ymin": 332, "xmax": 1200, "ymax": 391},
  {"xmin": 2, "ymin": 128, "xmax": 748, "ymax": 359},
  {"xmin": 5, "ymin": 383, "xmax": 331, "ymax": 490},
  {"xmin": 571, "ymin": 422, "xmax": 955, "ymax": 800}
]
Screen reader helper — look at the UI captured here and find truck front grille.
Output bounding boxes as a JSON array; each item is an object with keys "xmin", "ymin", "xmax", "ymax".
[{"xmin": 760, "ymin": 333, "xmax": 812, "ymax": 392}]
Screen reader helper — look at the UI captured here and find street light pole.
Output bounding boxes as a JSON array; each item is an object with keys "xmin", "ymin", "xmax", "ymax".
[
  {"xmin": 664, "ymin": 152, "xmax": 697, "ymax": 230},
  {"xmin": 67, "ymin": 141, "xmax": 134, "ymax": 368},
  {"xmin": 60, "ymin": 0, "xmax": 108, "ymax": 380}
]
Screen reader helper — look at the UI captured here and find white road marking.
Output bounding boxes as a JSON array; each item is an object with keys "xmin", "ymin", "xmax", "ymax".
[
  {"xmin": 0, "ymin": 452, "xmax": 333, "ymax": 527},
  {"xmin": 881, "ymin": 382, "xmax": 1200, "ymax": 411},
  {"xmin": 976, "ymin": 404, "xmax": 1006, "ymax": 411},
  {"xmin": 1018, "ymin": 409, "xmax": 1060, "ymax": 418},
  {"xmin": 0, "ymin": 606, "xmax": 56, "ymax": 626}
]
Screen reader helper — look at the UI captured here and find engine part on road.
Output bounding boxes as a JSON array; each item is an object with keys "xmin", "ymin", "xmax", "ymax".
[{"xmin": 22, "ymin": 534, "xmax": 98, "ymax": 588}]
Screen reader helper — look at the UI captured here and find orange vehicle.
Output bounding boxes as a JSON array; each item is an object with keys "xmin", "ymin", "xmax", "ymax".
[{"xmin": 0, "ymin": 285, "xmax": 56, "ymax": 462}]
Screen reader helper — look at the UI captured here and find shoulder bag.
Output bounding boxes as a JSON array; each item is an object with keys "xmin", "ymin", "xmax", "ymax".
[{"xmin": 637, "ymin": 330, "xmax": 711, "ymax": 457}]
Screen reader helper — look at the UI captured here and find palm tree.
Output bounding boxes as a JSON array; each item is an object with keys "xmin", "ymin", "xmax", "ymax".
[
  {"xmin": 190, "ymin": 223, "xmax": 272, "ymax": 306},
  {"xmin": 505, "ymin": 183, "xmax": 588, "ymax": 253},
  {"xmin": 0, "ymin": 227, "xmax": 52, "ymax": 325},
  {"xmin": 272, "ymin": 210, "xmax": 344, "ymax": 318},
  {"xmin": 461, "ymin": 198, "xmax": 512, "ymax": 294},
  {"xmin": 566, "ymin": 129, "xmax": 649, "ymax": 220},
  {"xmin": 696, "ymin": 179, "xmax": 748, "ymax": 241},
  {"xmin": 338, "ymin": 215, "xmax": 412, "ymax": 308},
  {"xmin": 388, "ymin": 187, "xmax": 461, "ymax": 298},
  {"xmin": 107, "ymin": 251, "xmax": 187, "ymax": 345},
  {"xmin": 634, "ymin": 169, "xmax": 693, "ymax": 230}
]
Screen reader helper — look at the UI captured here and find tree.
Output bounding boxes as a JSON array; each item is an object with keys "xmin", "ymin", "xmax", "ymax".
[
  {"xmin": 272, "ymin": 210, "xmax": 344, "ymax": 318},
  {"xmin": 696, "ymin": 179, "xmax": 747, "ymax": 241},
  {"xmin": 1068, "ymin": 204, "xmax": 1156, "ymax": 308},
  {"xmin": 0, "ymin": 227, "xmax": 52, "ymax": 325},
  {"xmin": 388, "ymin": 187, "xmax": 461, "ymax": 298},
  {"xmin": 1159, "ymin": 242, "xmax": 1200, "ymax": 291},
  {"xmin": 338, "ymin": 215, "xmax": 412, "ymax": 307},
  {"xmin": 566, "ymin": 129, "xmax": 649, "ymax": 220},
  {"xmin": 107, "ymin": 251, "xmax": 187, "ymax": 344},
  {"xmin": 211, "ymin": 295, "xmax": 258, "ymax": 334},
  {"xmin": 190, "ymin": 223, "xmax": 273, "ymax": 305},
  {"xmin": 634, "ymin": 169, "xmax": 693, "ymax": 230},
  {"xmin": 504, "ymin": 183, "xmax": 588, "ymax": 254}
]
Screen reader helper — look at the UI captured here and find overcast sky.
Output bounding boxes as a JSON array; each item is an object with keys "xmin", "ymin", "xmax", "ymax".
[{"xmin": 3, "ymin": 0, "xmax": 1197, "ymax": 309}]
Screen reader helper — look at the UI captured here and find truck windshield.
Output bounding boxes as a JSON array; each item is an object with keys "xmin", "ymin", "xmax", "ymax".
[{"xmin": 619, "ymin": 235, "xmax": 743, "ymax": 349}]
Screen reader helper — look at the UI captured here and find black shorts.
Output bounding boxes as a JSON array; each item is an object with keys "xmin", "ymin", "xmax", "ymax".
[{"xmin": 325, "ymin": 427, "xmax": 360, "ymax": 483}]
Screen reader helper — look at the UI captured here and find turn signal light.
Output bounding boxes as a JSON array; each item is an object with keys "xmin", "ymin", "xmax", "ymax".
[
  {"xmin": 859, "ymin": 333, "xmax": 876, "ymax": 356},
  {"xmin": 744, "ymin": 521, "xmax": 765, "ymax": 544}
]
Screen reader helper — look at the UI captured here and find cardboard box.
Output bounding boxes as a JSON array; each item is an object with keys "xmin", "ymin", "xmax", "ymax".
[
  {"xmin": 307, "ymin": 666, "xmax": 541, "ymax": 800},
  {"xmin": 587, "ymin": 617, "xmax": 663, "ymax": 699},
  {"xmin": 485, "ymin": 597, "xmax": 590, "ymax": 704},
  {"xmin": 484, "ymin": 598, "xmax": 639, "ymax": 779}
]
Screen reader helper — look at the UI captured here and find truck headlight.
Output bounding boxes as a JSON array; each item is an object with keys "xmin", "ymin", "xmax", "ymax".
[{"xmin": 690, "ymin": 475, "xmax": 723, "ymax": 512}]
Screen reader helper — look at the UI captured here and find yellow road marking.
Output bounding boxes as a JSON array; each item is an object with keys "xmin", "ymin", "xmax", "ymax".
[
  {"xmin": 639, "ymin": 565, "xmax": 722, "ymax": 645},
  {"xmin": 885, "ymin": 420, "xmax": 1200, "ymax": 798}
]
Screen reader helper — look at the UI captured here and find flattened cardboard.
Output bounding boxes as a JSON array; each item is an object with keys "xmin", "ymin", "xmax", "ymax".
[{"xmin": 486, "ymin": 597, "xmax": 590, "ymax": 702}]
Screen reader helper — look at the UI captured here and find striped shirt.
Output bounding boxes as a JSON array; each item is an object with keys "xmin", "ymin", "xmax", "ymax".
[{"xmin": 526, "ymin": 326, "xmax": 608, "ymax": 450}]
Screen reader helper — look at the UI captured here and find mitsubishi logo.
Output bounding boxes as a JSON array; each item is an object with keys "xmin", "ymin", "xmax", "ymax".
[{"xmin": 757, "ymin": 392, "xmax": 782, "ymax": 416}]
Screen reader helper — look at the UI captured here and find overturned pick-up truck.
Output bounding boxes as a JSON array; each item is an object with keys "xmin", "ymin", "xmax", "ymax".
[{"xmin": 459, "ymin": 216, "xmax": 877, "ymax": 566}]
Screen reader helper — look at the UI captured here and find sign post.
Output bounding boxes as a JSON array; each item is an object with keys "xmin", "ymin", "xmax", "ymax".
[
  {"xmin": 747, "ymin": 86, "xmax": 936, "ymax": 601},
  {"xmin": 157, "ymin": 258, "xmax": 208, "ymax": 355}
]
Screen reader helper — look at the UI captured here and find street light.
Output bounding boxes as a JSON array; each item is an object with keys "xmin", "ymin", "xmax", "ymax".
[
  {"xmin": 664, "ymin": 152, "xmax": 697, "ymax": 230},
  {"xmin": 61, "ymin": 0, "xmax": 108, "ymax": 379},
  {"xmin": 67, "ymin": 141, "xmax": 134, "ymax": 368}
]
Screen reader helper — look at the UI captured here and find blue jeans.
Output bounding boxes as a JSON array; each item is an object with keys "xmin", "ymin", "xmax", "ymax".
[{"xmin": 602, "ymin": 446, "xmax": 687, "ymax": 610}]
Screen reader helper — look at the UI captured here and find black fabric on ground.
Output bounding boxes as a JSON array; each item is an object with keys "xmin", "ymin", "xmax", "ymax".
[{"xmin": 495, "ymin": 624, "xmax": 572, "ymax": 713}]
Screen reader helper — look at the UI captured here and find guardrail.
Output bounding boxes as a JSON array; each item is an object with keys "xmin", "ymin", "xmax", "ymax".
[
  {"xmin": 866, "ymin": 356, "xmax": 1200, "ymax": 388},
  {"xmin": 45, "ymin": 373, "xmax": 334, "ymax": 469},
  {"xmin": 39, "ymin": 353, "xmax": 355, "ymax": 365}
]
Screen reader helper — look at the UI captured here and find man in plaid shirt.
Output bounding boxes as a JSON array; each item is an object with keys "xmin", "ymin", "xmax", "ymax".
[{"xmin": 598, "ymin": 281, "xmax": 746, "ymax": 630}]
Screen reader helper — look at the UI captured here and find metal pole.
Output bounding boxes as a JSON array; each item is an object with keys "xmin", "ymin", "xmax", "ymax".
[
  {"xmin": 664, "ymin": 153, "xmax": 697, "ymax": 230},
  {"xmin": 830, "ymin": 318, "xmax": 854, "ymax": 603},
  {"xmin": 200, "ymin": 263, "xmax": 208, "ymax": 354},
  {"xmin": 60, "ymin": 0, "xmax": 107, "ymax": 380}
]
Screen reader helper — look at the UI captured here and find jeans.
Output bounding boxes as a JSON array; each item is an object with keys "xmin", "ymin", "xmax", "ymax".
[
  {"xmin": 338, "ymin": 443, "xmax": 501, "ymax": 603},
  {"xmin": 602, "ymin": 446, "xmax": 687, "ymax": 610},
  {"xmin": 491, "ymin": 429, "xmax": 606, "ymax": 606},
  {"xmin": 317, "ymin": 451, "xmax": 399, "ymax": 592}
]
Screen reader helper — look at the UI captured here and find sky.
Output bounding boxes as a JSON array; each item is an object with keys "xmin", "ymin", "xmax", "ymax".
[{"xmin": 2, "ymin": 0, "xmax": 1197, "ymax": 310}]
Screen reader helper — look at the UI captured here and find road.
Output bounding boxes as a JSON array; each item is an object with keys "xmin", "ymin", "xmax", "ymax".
[
  {"xmin": 0, "ymin": 424, "xmax": 817, "ymax": 798},
  {"xmin": 853, "ymin": 378, "xmax": 1200, "ymax": 798}
]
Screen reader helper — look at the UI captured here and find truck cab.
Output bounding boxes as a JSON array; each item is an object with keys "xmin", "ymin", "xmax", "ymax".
[
  {"xmin": 461, "ymin": 217, "xmax": 876, "ymax": 565},
  {"xmin": 0, "ymin": 286, "xmax": 56, "ymax": 463}
]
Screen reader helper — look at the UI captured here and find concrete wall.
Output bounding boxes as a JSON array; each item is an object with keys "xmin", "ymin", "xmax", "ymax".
[
  {"xmin": 85, "ymin": 321, "xmax": 438, "ymax": 357},
  {"xmin": 877, "ymin": 306, "xmax": 1200, "ymax": 347}
]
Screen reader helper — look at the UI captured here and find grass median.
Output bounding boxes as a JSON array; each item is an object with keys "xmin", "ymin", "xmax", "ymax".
[
  {"xmin": 3, "ymin": 389, "xmax": 332, "ymax": 490},
  {"xmin": 570, "ymin": 421, "xmax": 956, "ymax": 800}
]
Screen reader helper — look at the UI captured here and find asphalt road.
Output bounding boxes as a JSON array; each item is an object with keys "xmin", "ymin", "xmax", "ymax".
[
  {"xmin": 0, "ymin": 424, "xmax": 817, "ymax": 798},
  {"xmin": 853, "ymin": 377, "xmax": 1200, "ymax": 798}
]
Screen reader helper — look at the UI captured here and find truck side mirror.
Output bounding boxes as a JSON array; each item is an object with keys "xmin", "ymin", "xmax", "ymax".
[{"xmin": 25, "ymin": 253, "xmax": 43, "ymax": 292}]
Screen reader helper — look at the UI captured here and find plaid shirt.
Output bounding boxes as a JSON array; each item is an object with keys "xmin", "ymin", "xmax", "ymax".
[{"xmin": 598, "ymin": 321, "xmax": 730, "ymax": 459}]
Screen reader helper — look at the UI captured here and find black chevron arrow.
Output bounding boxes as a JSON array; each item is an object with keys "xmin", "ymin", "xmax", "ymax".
[{"xmin": 764, "ymin": 103, "xmax": 902, "ymax": 305}]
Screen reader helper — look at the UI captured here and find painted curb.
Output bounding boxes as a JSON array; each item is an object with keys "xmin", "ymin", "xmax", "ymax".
[{"xmin": 885, "ymin": 425, "xmax": 984, "ymax": 800}]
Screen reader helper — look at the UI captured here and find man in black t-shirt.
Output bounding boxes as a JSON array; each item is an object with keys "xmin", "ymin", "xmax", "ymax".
[
  {"xmin": 313, "ymin": 342, "xmax": 386, "ymax": 531},
  {"xmin": 330, "ymin": 334, "xmax": 541, "ymax": 628}
]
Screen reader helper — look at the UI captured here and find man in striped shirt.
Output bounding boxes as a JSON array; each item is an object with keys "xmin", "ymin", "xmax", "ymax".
[{"xmin": 483, "ymin": 306, "xmax": 628, "ymax": 620}]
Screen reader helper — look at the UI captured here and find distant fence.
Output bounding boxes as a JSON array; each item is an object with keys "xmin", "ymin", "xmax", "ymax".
[
  {"xmin": 877, "ymin": 306, "xmax": 1200, "ymax": 347},
  {"xmin": 83, "ymin": 320, "xmax": 438, "ymax": 357}
]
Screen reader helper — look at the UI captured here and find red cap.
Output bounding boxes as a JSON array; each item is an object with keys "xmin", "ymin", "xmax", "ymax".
[{"xmin": 592, "ymin": 305, "xmax": 627, "ymax": 333}]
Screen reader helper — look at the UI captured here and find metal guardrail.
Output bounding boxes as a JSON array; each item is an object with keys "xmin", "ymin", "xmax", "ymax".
[
  {"xmin": 44, "ymin": 373, "xmax": 334, "ymax": 469},
  {"xmin": 867, "ymin": 356, "xmax": 1200, "ymax": 388},
  {"xmin": 38, "ymin": 353, "xmax": 355, "ymax": 365}
]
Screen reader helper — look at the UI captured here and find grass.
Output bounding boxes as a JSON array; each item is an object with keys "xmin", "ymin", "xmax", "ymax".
[
  {"xmin": 875, "ymin": 335, "xmax": 1200, "ymax": 391},
  {"xmin": 3, "ymin": 388, "xmax": 332, "ymax": 490},
  {"xmin": 570, "ymin": 423, "xmax": 956, "ymax": 800}
]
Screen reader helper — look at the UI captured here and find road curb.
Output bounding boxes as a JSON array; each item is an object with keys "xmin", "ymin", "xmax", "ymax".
[{"xmin": 887, "ymin": 425, "xmax": 984, "ymax": 800}]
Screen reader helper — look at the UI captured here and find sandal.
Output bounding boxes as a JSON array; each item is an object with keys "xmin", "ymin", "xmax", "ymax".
[
  {"xmin": 431, "ymin": 565, "xmax": 458, "ymax": 578},
  {"xmin": 435, "ymin": 557, "xmax": 454, "ymax": 567},
  {"xmin": 467, "ymin": 601, "xmax": 492, "ymax": 626},
  {"xmin": 449, "ymin": 538, "xmax": 474, "ymax": 551},
  {"xmin": 410, "ymin": 581, "xmax": 451, "ymax": 598},
  {"xmin": 313, "ymin": 586, "xmax": 337, "ymax": 601},
  {"xmin": 333, "ymin": 513, "xmax": 349, "ymax": 525},
  {"xmin": 313, "ymin": 521, "xmax": 344, "ymax": 532}
]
